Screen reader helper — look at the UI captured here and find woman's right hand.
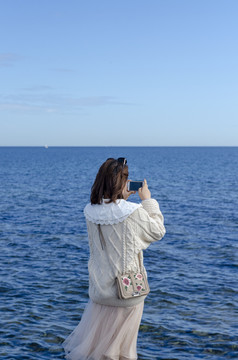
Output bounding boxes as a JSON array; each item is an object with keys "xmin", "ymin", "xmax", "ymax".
[{"xmin": 138, "ymin": 178, "xmax": 151, "ymax": 200}]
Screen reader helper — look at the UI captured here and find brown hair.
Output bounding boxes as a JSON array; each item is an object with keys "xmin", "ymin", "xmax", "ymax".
[{"xmin": 90, "ymin": 158, "xmax": 129, "ymax": 204}]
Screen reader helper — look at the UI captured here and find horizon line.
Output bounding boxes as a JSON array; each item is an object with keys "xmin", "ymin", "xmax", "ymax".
[{"xmin": 0, "ymin": 145, "xmax": 238, "ymax": 148}]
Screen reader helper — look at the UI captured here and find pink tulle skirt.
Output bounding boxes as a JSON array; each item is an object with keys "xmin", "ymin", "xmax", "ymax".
[{"xmin": 62, "ymin": 299, "xmax": 144, "ymax": 360}]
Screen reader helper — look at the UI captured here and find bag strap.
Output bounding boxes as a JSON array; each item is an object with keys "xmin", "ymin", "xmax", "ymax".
[
  {"xmin": 98, "ymin": 224, "xmax": 106, "ymax": 250},
  {"xmin": 98, "ymin": 223, "xmax": 142, "ymax": 273},
  {"xmin": 137, "ymin": 251, "xmax": 143, "ymax": 273}
]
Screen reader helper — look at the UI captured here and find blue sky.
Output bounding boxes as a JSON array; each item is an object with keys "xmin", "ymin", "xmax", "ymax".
[{"xmin": 0, "ymin": 0, "xmax": 237, "ymax": 146}]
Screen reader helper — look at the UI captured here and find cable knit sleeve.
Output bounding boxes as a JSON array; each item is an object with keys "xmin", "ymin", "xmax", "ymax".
[{"xmin": 127, "ymin": 198, "xmax": 166, "ymax": 253}]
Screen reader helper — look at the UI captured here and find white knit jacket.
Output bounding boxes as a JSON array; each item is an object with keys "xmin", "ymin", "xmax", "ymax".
[{"xmin": 84, "ymin": 198, "xmax": 166, "ymax": 307}]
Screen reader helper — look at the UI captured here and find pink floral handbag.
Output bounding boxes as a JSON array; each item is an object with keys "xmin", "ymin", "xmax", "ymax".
[
  {"xmin": 98, "ymin": 224, "xmax": 150, "ymax": 299},
  {"xmin": 116, "ymin": 253, "xmax": 150, "ymax": 299}
]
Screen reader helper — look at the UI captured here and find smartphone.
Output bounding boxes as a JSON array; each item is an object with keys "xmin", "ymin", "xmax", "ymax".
[{"xmin": 127, "ymin": 181, "xmax": 144, "ymax": 192}]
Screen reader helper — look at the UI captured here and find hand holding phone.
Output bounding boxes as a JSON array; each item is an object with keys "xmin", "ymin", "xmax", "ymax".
[{"xmin": 138, "ymin": 179, "xmax": 151, "ymax": 200}]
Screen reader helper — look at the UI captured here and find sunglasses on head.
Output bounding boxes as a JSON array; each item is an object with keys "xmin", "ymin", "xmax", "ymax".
[{"xmin": 117, "ymin": 157, "xmax": 127, "ymax": 166}]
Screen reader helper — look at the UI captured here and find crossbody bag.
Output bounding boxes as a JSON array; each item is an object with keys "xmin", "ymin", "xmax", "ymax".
[{"xmin": 98, "ymin": 224, "xmax": 150, "ymax": 300}]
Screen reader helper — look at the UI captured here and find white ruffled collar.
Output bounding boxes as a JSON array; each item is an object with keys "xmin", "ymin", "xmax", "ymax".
[{"xmin": 84, "ymin": 198, "xmax": 142, "ymax": 225}]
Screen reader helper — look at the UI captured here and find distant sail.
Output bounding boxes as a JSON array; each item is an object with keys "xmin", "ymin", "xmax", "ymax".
[{"xmin": 45, "ymin": 145, "xmax": 48, "ymax": 149}]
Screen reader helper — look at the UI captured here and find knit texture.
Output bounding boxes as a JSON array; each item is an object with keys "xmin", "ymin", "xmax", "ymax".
[{"xmin": 85, "ymin": 198, "xmax": 166, "ymax": 307}]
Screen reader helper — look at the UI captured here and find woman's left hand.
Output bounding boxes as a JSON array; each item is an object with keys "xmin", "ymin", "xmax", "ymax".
[{"xmin": 122, "ymin": 180, "xmax": 136, "ymax": 200}]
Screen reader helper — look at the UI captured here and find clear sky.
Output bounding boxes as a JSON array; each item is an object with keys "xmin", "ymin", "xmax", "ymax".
[{"xmin": 0, "ymin": 0, "xmax": 237, "ymax": 146}]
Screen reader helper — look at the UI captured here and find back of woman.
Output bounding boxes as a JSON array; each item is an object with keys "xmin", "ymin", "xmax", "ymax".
[{"xmin": 62, "ymin": 157, "xmax": 166, "ymax": 360}]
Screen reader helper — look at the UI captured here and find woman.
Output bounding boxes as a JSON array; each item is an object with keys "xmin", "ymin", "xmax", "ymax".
[{"xmin": 62, "ymin": 157, "xmax": 166, "ymax": 360}]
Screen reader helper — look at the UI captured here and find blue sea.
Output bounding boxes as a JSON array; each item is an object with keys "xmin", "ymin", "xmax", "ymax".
[{"xmin": 0, "ymin": 146, "xmax": 237, "ymax": 360}]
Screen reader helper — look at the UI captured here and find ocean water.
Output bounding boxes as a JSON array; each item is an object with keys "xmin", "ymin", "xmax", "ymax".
[{"xmin": 0, "ymin": 146, "xmax": 237, "ymax": 360}]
